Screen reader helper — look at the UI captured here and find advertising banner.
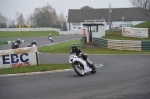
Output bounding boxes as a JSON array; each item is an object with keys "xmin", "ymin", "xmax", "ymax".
[
  {"xmin": 122, "ymin": 27, "xmax": 148, "ymax": 38},
  {"xmin": 0, "ymin": 47, "xmax": 38, "ymax": 69}
]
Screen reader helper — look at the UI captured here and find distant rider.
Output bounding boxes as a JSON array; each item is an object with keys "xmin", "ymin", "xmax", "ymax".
[
  {"xmin": 12, "ymin": 38, "xmax": 21, "ymax": 48},
  {"xmin": 31, "ymin": 40, "xmax": 37, "ymax": 46},
  {"xmin": 28, "ymin": 40, "xmax": 37, "ymax": 47},
  {"xmin": 48, "ymin": 34, "xmax": 52, "ymax": 38},
  {"xmin": 15, "ymin": 38, "xmax": 21, "ymax": 46},
  {"xmin": 70, "ymin": 44, "xmax": 95, "ymax": 70}
]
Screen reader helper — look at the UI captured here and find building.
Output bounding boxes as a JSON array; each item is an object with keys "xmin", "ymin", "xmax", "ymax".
[{"xmin": 67, "ymin": 7, "xmax": 150, "ymax": 34}]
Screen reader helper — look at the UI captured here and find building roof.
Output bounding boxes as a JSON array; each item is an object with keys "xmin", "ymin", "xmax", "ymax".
[{"xmin": 68, "ymin": 7, "xmax": 150, "ymax": 22}]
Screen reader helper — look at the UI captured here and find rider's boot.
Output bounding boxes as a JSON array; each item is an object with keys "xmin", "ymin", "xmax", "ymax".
[{"xmin": 86, "ymin": 59, "xmax": 96, "ymax": 70}]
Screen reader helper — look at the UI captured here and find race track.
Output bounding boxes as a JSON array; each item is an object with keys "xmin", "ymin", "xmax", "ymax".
[{"xmin": 0, "ymin": 35, "xmax": 150, "ymax": 99}]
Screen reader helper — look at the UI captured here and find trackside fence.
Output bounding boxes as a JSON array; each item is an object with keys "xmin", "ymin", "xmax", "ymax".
[{"xmin": 93, "ymin": 38, "xmax": 150, "ymax": 51}]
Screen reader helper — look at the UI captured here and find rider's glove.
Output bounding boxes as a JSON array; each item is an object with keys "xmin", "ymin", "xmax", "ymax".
[{"xmin": 79, "ymin": 53, "xmax": 83, "ymax": 57}]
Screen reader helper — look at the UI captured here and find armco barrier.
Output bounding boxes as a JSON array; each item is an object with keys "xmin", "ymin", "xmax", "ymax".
[
  {"xmin": 93, "ymin": 38, "xmax": 150, "ymax": 51},
  {"xmin": 93, "ymin": 38, "xmax": 108, "ymax": 48},
  {"xmin": 0, "ymin": 47, "xmax": 38, "ymax": 69},
  {"xmin": 7, "ymin": 40, "xmax": 25, "ymax": 44},
  {"xmin": 141, "ymin": 40, "xmax": 150, "ymax": 51}
]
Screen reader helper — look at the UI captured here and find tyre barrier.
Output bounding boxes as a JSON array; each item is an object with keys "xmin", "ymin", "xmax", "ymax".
[
  {"xmin": 7, "ymin": 40, "xmax": 25, "ymax": 44},
  {"xmin": 92, "ymin": 38, "xmax": 150, "ymax": 51}
]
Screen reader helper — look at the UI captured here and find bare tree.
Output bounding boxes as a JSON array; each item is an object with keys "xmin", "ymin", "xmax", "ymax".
[
  {"xmin": 26, "ymin": 14, "xmax": 36, "ymax": 27},
  {"xmin": 16, "ymin": 12, "xmax": 25, "ymax": 27},
  {"xmin": 58, "ymin": 12, "xmax": 66, "ymax": 29},
  {"xmin": 0, "ymin": 13, "xmax": 7, "ymax": 28},
  {"xmin": 130, "ymin": 0, "xmax": 150, "ymax": 10},
  {"xmin": 29, "ymin": 3, "xmax": 61, "ymax": 28}
]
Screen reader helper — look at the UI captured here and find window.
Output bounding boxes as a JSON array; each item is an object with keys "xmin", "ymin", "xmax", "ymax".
[
  {"xmin": 78, "ymin": 27, "xmax": 81, "ymax": 29},
  {"xmin": 72, "ymin": 23, "xmax": 80, "ymax": 26},
  {"xmin": 72, "ymin": 23, "xmax": 76, "ymax": 26}
]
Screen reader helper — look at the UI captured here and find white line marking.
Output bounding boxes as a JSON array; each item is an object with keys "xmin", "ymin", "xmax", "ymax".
[{"xmin": 96, "ymin": 64, "xmax": 104, "ymax": 67}]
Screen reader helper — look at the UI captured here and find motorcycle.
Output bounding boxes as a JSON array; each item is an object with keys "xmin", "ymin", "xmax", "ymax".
[
  {"xmin": 49, "ymin": 36, "xmax": 54, "ymax": 42},
  {"xmin": 69, "ymin": 53, "xmax": 96, "ymax": 76},
  {"xmin": 28, "ymin": 44, "xmax": 36, "ymax": 47},
  {"xmin": 11, "ymin": 42, "xmax": 19, "ymax": 49}
]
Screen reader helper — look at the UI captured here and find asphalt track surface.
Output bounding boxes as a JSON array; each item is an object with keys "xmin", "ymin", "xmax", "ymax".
[{"xmin": 0, "ymin": 35, "xmax": 150, "ymax": 99}]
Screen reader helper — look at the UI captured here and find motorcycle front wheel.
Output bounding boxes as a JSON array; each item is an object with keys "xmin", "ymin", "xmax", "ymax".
[{"xmin": 73, "ymin": 63, "xmax": 84, "ymax": 76}]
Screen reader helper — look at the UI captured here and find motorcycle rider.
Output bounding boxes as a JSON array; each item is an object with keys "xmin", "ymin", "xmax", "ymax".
[
  {"xmin": 70, "ymin": 44, "xmax": 95, "ymax": 70},
  {"xmin": 48, "ymin": 34, "xmax": 53, "ymax": 42},
  {"xmin": 16, "ymin": 38, "xmax": 21, "ymax": 45},
  {"xmin": 48, "ymin": 34, "xmax": 52, "ymax": 38},
  {"xmin": 12, "ymin": 38, "xmax": 21, "ymax": 48},
  {"xmin": 31, "ymin": 40, "xmax": 37, "ymax": 46}
]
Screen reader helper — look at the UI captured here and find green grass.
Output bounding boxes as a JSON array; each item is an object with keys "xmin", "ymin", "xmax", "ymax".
[
  {"xmin": 133, "ymin": 20, "xmax": 150, "ymax": 28},
  {"xmin": 0, "ymin": 41, "xmax": 7, "ymax": 45},
  {"xmin": 38, "ymin": 39, "xmax": 81, "ymax": 54},
  {"xmin": 104, "ymin": 31, "xmax": 150, "ymax": 40},
  {"xmin": 0, "ymin": 31, "xmax": 59, "ymax": 38},
  {"xmin": 0, "ymin": 63, "xmax": 72, "ymax": 75},
  {"xmin": 38, "ymin": 39, "xmax": 150, "ymax": 54}
]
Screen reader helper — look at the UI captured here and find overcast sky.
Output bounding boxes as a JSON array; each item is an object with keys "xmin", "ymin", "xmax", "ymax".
[{"xmin": 0, "ymin": 0, "xmax": 132, "ymax": 20}]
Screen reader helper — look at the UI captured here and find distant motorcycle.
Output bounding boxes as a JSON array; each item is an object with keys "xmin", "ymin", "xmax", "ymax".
[
  {"xmin": 69, "ymin": 53, "xmax": 96, "ymax": 76},
  {"xmin": 11, "ymin": 42, "xmax": 19, "ymax": 49},
  {"xmin": 49, "ymin": 36, "xmax": 54, "ymax": 42},
  {"xmin": 28, "ymin": 44, "xmax": 36, "ymax": 47}
]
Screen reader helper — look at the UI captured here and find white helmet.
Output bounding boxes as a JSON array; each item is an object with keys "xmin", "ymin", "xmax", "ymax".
[
  {"xmin": 18, "ymin": 38, "xmax": 20, "ymax": 40},
  {"xmin": 33, "ymin": 40, "xmax": 36, "ymax": 42},
  {"xmin": 49, "ymin": 34, "xmax": 51, "ymax": 35}
]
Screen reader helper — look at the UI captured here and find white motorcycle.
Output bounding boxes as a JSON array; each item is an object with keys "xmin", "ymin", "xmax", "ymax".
[
  {"xmin": 69, "ymin": 53, "xmax": 96, "ymax": 76},
  {"xmin": 49, "ymin": 36, "xmax": 54, "ymax": 42},
  {"xmin": 28, "ymin": 44, "xmax": 36, "ymax": 47}
]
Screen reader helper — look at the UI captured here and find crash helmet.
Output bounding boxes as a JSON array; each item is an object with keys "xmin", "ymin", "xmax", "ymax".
[
  {"xmin": 33, "ymin": 40, "xmax": 36, "ymax": 43},
  {"xmin": 49, "ymin": 34, "xmax": 51, "ymax": 36},
  {"xmin": 71, "ymin": 44, "xmax": 77, "ymax": 51},
  {"xmin": 18, "ymin": 38, "xmax": 20, "ymax": 41}
]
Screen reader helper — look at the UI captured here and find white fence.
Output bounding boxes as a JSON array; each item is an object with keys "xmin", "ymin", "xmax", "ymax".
[
  {"xmin": 0, "ymin": 47, "xmax": 38, "ymax": 69},
  {"xmin": 0, "ymin": 28, "xmax": 61, "ymax": 32},
  {"xmin": 59, "ymin": 31, "xmax": 82, "ymax": 35}
]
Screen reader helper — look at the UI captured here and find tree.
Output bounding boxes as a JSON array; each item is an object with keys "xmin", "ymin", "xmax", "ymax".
[
  {"xmin": 27, "ymin": 3, "xmax": 66, "ymax": 28},
  {"xmin": 30, "ymin": 4, "xmax": 59, "ymax": 27},
  {"xmin": 16, "ymin": 12, "xmax": 25, "ymax": 27},
  {"xmin": 8, "ymin": 20, "xmax": 17, "ymax": 28},
  {"xmin": 26, "ymin": 14, "xmax": 36, "ymax": 27},
  {"xmin": 0, "ymin": 13, "xmax": 7, "ymax": 28},
  {"xmin": 58, "ymin": 12, "xmax": 66, "ymax": 29},
  {"xmin": 81, "ymin": 6, "xmax": 93, "ymax": 10},
  {"xmin": 130, "ymin": 0, "xmax": 150, "ymax": 10}
]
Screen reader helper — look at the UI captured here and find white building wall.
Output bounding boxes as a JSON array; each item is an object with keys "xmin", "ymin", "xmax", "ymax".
[
  {"xmin": 67, "ymin": 22, "xmax": 84, "ymax": 34},
  {"xmin": 67, "ymin": 21, "xmax": 145, "ymax": 33}
]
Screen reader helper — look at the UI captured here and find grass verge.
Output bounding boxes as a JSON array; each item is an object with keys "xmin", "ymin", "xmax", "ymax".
[
  {"xmin": 0, "ymin": 63, "xmax": 72, "ymax": 75},
  {"xmin": 0, "ymin": 31, "xmax": 59, "ymax": 38},
  {"xmin": 38, "ymin": 39, "xmax": 81, "ymax": 54},
  {"xmin": 133, "ymin": 20, "xmax": 150, "ymax": 28},
  {"xmin": 104, "ymin": 31, "xmax": 150, "ymax": 40},
  {"xmin": 38, "ymin": 39, "xmax": 150, "ymax": 54},
  {"xmin": 0, "ymin": 41, "xmax": 7, "ymax": 45}
]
